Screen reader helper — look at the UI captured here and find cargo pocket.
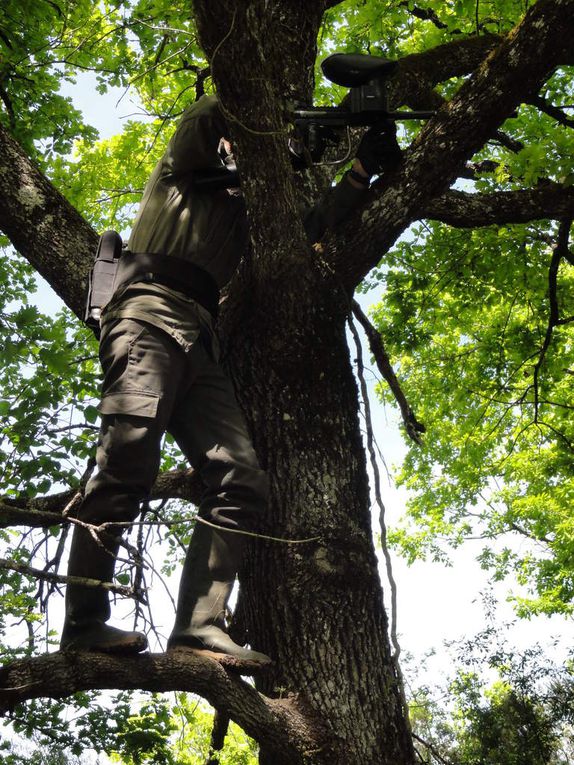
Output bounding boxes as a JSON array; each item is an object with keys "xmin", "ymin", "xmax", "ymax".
[
  {"xmin": 98, "ymin": 318, "xmax": 183, "ymax": 422},
  {"xmin": 98, "ymin": 390, "xmax": 160, "ymax": 418}
]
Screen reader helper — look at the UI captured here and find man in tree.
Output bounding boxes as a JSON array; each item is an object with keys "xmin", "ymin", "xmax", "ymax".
[{"xmin": 60, "ymin": 93, "xmax": 400, "ymax": 662}]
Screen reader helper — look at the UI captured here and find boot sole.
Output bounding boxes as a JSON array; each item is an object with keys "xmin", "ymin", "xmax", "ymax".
[
  {"xmin": 61, "ymin": 637, "xmax": 148, "ymax": 655},
  {"xmin": 167, "ymin": 644, "xmax": 273, "ymax": 673}
]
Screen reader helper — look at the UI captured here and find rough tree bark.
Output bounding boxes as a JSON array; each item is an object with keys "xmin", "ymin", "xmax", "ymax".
[
  {"xmin": 1, "ymin": 0, "xmax": 574, "ymax": 763},
  {"xmin": 0, "ymin": 124, "xmax": 97, "ymax": 319},
  {"xmin": 0, "ymin": 651, "xmax": 323, "ymax": 765}
]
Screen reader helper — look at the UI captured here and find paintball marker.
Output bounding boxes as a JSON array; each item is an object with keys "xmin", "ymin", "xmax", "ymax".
[
  {"xmin": 293, "ymin": 52, "xmax": 435, "ymax": 164},
  {"xmin": 193, "ymin": 52, "xmax": 435, "ymax": 189}
]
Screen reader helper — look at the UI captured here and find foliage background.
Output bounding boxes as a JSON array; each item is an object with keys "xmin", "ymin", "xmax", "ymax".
[{"xmin": 0, "ymin": 0, "xmax": 573, "ymax": 762}]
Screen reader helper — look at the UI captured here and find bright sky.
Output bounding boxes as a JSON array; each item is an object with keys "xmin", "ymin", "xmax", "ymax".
[{"xmin": 49, "ymin": 71, "xmax": 573, "ymax": 688}]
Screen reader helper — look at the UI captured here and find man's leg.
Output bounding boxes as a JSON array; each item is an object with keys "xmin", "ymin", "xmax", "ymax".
[
  {"xmin": 62, "ymin": 319, "xmax": 187, "ymax": 653},
  {"xmin": 167, "ymin": 340, "xmax": 270, "ymax": 664}
]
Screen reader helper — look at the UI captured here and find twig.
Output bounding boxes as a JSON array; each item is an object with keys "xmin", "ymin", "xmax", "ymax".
[
  {"xmin": 133, "ymin": 501, "xmax": 148, "ymax": 625},
  {"xmin": 61, "ymin": 491, "xmax": 83, "ymax": 518},
  {"xmin": 0, "ymin": 557, "xmax": 140, "ymax": 599},
  {"xmin": 38, "ymin": 524, "xmax": 70, "ymax": 611},
  {"xmin": 412, "ymin": 732, "xmax": 454, "ymax": 765},
  {"xmin": 533, "ymin": 218, "xmax": 572, "ymax": 421},
  {"xmin": 348, "ymin": 314, "xmax": 411, "ymax": 734},
  {"xmin": 126, "ymin": 18, "xmax": 196, "ymax": 37},
  {"xmin": 352, "ymin": 300, "xmax": 425, "ymax": 444}
]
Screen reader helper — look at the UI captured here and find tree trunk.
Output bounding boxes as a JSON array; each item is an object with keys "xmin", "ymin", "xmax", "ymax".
[
  {"xmin": 191, "ymin": 2, "xmax": 416, "ymax": 760},
  {"xmin": 219, "ymin": 263, "xmax": 414, "ymax": 764}
]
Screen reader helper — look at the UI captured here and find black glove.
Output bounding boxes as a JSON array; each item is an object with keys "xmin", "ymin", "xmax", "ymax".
[{"xmin": 356, "ymin": 120, "xmax": 402, "ymax": 177}]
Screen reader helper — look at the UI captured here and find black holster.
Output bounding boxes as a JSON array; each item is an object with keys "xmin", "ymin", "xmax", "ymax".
[{"xmin": 84, "ymin": 231, "xmax": 123, "ymax": 336}]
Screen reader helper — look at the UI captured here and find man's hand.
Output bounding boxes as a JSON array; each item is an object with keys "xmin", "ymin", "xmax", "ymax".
[{"xmin": 356, "ymin": 120, "xmax": 402, "ymax": 178}]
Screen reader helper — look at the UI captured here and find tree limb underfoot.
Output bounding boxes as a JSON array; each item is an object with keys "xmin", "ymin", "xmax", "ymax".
[{"xmin": 0, "ymin": 649, "xmax": 323, "ymax": 764}]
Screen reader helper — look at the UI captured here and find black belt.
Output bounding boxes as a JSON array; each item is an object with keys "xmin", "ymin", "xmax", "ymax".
[{"xmin": 115, "ymin": 251, "xmax": 220, "ymax": 319}]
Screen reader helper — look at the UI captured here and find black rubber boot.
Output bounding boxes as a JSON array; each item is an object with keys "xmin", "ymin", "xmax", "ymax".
[
  {"xmin": 60, "ymin": 525, "xmax": 147, "ymax": 654},
  {"xmin": 168, "ymin": 522, "xmax": 271, "ymax": 666}
]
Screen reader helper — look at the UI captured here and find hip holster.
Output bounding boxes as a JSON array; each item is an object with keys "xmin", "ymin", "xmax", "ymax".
[{"xmin": 84, "ymin": 231, "xmax": 123, "ymax": 336}]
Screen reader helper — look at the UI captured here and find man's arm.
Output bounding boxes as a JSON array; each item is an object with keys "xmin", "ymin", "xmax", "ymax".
[{"xmin": 303, "ymin": 122, "xmax": 402, "ymax": 244}]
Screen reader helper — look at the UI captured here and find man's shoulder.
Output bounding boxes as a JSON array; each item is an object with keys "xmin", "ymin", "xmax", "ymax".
[
  {"xmin": 162, "ymin": 93, "xmax": 227, "ymax": 173},
  {"xmin": 181, "ymin": 94, "xmax": 220, "ymax": 122},
  {"xmin": 172, "ymin": 94, "xmax": 226, "ymax": 145}
]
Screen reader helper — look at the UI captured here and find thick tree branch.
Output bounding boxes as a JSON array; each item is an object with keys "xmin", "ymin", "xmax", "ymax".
[
  {"xmin": 0, "ymin": 467, "xmax": 204, "ymax": 529},
  {"xmin": 392, "ymin": 17, "xmax": 572, "ymax": 108},
  {"xmin": 0, "ymin": 123, "xmax": 97, "ymax": 319},
  {"xmin": 328, "ymin": 0, "xmax": 574, "ymax": 288},
  {"xmin": 528, "ymin": 94, "xmax": 574, "ymax": 127},
  {"xmin": 0, "ymin": 651, "xmax": 324, "ymax": 765},
  {"xmin": 383, "ymin": 35, "xmax": 502, "ymax": 115},
  {"xmin": 398, "ymin": 33, "xmax": 501, "ymax": 91},
  {"xmin": 0, "ymin": 502, "xmax": 69, "ymax": 530},
  {"xmin": 492, "ymin": 129, "xmax": 524, "ymax": 153},
  {"xmin": 423, "ymin": 185, "xmax": 574, "ymax": 227}
]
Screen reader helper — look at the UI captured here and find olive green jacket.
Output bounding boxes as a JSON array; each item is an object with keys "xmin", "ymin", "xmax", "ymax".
[
  {"xmin": 128, "ymin": 95, "xmax": 249, "ymax": 289},
  {"xmin": 104, "ymin": 95, "xmax": 366, "ymax": 349}
]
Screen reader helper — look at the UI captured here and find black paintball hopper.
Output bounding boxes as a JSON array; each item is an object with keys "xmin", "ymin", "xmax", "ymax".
[{"xmin": 321, "ymin": 53, "xmax": 398, "ymax": 88}]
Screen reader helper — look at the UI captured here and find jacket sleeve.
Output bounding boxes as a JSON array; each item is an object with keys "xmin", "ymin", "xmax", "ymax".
[
  {"xmin": 302, "ymin": 173, "xmax": 369, "ymax": 244},
  {"xmin": 166, "ymin": 95, "xmax": 229, "ymax": 175}
]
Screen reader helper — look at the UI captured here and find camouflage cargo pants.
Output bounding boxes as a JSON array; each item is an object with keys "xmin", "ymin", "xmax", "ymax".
[{"xmin": 79, "ymin": 316, "xmax": 268, "ymax": 533}]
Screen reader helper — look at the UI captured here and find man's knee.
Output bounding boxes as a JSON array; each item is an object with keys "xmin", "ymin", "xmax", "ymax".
[
  {"xmin": 79, "ymin": 479, "xmax": 143, "ymax": 526},
  {"xmin": 200, "ymin": 458, "xmax": 268, "ymax": 529}
]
